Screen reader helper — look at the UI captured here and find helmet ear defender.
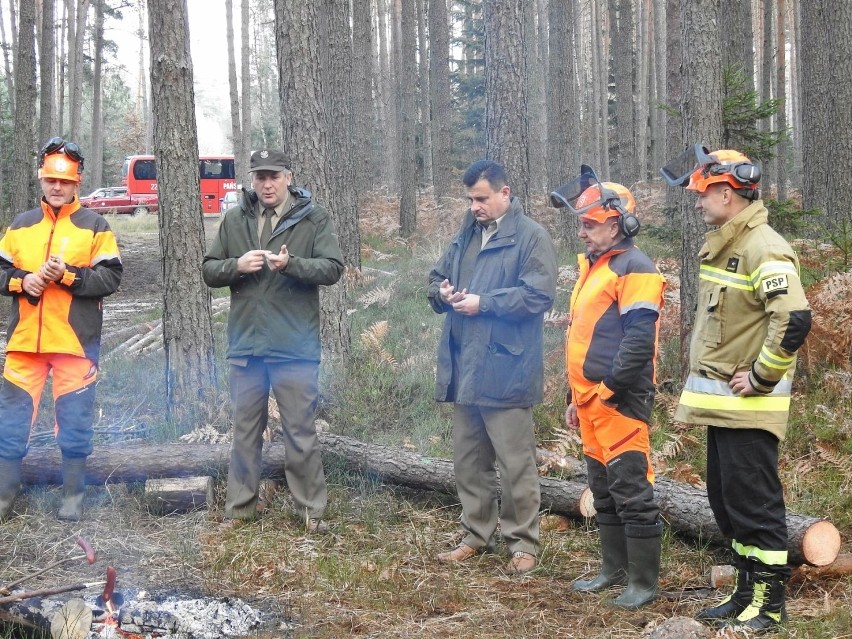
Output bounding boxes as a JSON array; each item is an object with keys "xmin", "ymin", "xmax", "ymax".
[{"xmin": 609, "ymin": 201, "xmax": 641, "ymax": 237}]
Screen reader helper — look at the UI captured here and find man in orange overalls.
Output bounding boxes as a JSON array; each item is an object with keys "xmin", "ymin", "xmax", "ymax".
[
  {"xmin": 0, "ymin": 138, "xmax": 122, "ymax": 521},
  {"xmin": 551, "ymin": 167, "xmax": 666, "ymax": 609}
]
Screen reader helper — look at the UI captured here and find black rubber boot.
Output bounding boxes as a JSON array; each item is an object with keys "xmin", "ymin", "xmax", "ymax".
[
  {"xmin": 0, "ymin": 458, "xmax": 22, "ymax": 520},
  {"xmin": 572, "ymin": 521, "xmax": 628, "ymax": 592},
  {"xmin": 612, "ymin": 532, "xmax": 661, "ymax": 610},
  {"xmin": 726, "ymin": 569, "xmax": 787, "ymax": 633},
  {"xmin": 58, "ymin": 456, "xmax": 87, "ymax": 521},
  {"xmin": 696, "ymin": 555, "xmax": 753, "ymax": 624}
]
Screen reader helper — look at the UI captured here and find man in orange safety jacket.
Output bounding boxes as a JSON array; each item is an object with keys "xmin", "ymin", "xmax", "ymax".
[
  {"xmin": 0, "ymin": 138, "xmax": 122, "ymax": 522},
  {"xmin": 551, "ymin": 167, "xmax": 666, "ymax": 609}
]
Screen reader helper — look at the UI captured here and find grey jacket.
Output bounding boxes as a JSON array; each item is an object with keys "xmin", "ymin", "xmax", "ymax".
[{"xmin": 428, "ymin": 198, "xmax": 557, "ymax": 407}]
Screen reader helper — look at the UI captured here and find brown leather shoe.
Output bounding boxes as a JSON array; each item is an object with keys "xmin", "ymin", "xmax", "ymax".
[
  {"xmin": 307, "ymin": 518, "xmax": 329, "ymax": 534},
  {"xmin": 436, "ymin": 543, "xmax": 477, "ymax": 563},
  {"xmin": 505, "ymin": 551, "xmax": 537, "ymax": 575}
]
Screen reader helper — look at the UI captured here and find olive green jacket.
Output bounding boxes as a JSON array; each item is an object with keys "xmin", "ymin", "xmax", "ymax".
[{"xmin": 202, "ymin": 186, "xmax": 344, "ymax": 362}]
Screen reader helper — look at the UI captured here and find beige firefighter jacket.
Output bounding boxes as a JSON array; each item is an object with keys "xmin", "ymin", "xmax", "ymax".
[{"xmin": 675, "ymin": 201, "xmax": 812, "ymax": 440}]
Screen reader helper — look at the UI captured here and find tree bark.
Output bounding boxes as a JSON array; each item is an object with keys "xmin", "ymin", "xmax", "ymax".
[
  {"xmin": 484, "ymin": 0, "xmax": 531, "ymax": 210},
  {"xmin": 239, "ymin": 0, "xmax": 251, "ymax": 177},
  {"xmin": 679, "ymin": 0, "xmax": 722, "ymax": 376},
  {"xmin": 20, "ymin": 435, "xmax": 840, "ymax": 567},
  {"xmin": 664, "ymin": 0, "xmax": 682, "ymax": 224},
  {"xmin": 775, "ymin": 0, "xmax": 787, "ymax": 201},
  {"xmin": 352, "ymin": 0, "xmax": 374, "ymax": 193},
  {"xmin": 37, "ymin": 0, "xmax": 55, "ymax": 145},
  {"xmin": 546, "ymin": 0, "xmax": 580, "ymax": 252},
  {"xmin": 67, "ymin": 0, "xmax": 88, "ymax": 141},
  {"xmin": 416, "ymin": 0, "xmax": 433, "ymax": 188},
  {"xmin": 8, "ymin": 0, "xmax": 37, "ymax": 226},
  {"xmin": 800, "ymin": 1, "xmax": 851, "ymax": 229},
  {"xmin": 89, "ymin": 0, "xmax": 104, "ymax": 192},
  {"xmin": 428, "ymin": 0, "xmax": 452, "ymax": 198},
  {"xmin": 148, "ymin": 0, "xmax": 218, "ymax": 427},
  {"xmin": 610, "ymin": 0, "xmax": 635, "ymax": 183},
  {"xmin": 398, "ymin": 0, "xmax": 418, "ymax": 237},
  {"xmin": 225, "ymin": 0, "xmax": 245, "ymax": 184}
]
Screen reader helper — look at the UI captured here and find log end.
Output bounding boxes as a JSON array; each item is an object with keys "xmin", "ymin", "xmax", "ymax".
[
  {"xmin": 579, "ymin": 487, "xmax": 597, "ymax": 518},
  {"xmin": 800, "ymin": 520, "xmax": 841, "ymax": 567}
]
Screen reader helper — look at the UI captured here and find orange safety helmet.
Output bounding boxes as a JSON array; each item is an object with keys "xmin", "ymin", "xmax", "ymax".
[
  {"xmin": 575, "ymin": 182, "xmax": 636, "ymax": 223},
  {"xmin": 685, "ymin": 149, "xmax": 760, "ymax": 194},
  {"xmin": 38, "ymin": 152, "xmax": 82, "ymax": 183}
]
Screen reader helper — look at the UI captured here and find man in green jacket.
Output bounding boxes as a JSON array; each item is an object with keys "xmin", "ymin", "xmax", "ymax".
[
  {"xmin": 202, "ymin": 149, "xmax": 344, "ymax": 532},
  {"xmin": 661, "ymin": 145, "xmax": 812, "ymax": 632}
]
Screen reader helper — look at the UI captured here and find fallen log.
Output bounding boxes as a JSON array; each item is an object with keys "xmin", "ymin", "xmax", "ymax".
[{"xmin": 20, "ymin": 433, "xmax": 839, "ymax": 566}]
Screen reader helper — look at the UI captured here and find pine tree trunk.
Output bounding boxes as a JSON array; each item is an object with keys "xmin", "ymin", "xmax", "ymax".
[
  {"xmin": 67, "ymin": 0, "xmax": 88, "ymax": 140},
  {"xmin": 398, "ymin": 0, "xmax": 418, "ymax": 237},
  {"xmin": 0, "ymin": 0, "xmax": 15, "ymax": 113},
  {"xmin": 89, "ymin": 0, "xmax": 104, "ymax": 192},
  {"xmin": 523, "ymin": 0, "xmax": 544, "ymax": 194},
  {"xmin": 239, "ymin": 0, "xmax": 251, "ymax": 180},
  {"xmin": 428, "ymin": 0, "xmax": 452, "ymax": 198},
  {"xmin": 225, "ymin": 0, "xmax": 245, "ymax": 185},
  {"xmin": 353, "ymin": 0, "xmax": 374, "ymax": 192},
  {"xmin": 664, "ymin": 0, "xmax": 682, "ymax": 223},
  {"xmin": 148, "ymin": 0, "xmax": 217, "ymax": 428},
  {"xmin": 800, "ymin": 0, "xmax": 852, "ymax": 229},
  {"xmin": 679, "ymin": 0, "xmax": 722, "ymax": 376},
  {"xmin": 484, "ymin": 0, "xmax": 531, "ymax": 209},
  {"xmin": 9, "ymin": 0, "xmax": 37, "ymax": 226},
  {"xmin": 38, "ymin": 0, "xmax": 55, "ymax": 144},
  {"xmin": 610, "ymin": 0, "xmax": 635, "ymax": 183},
  {"xmin": 774, "ymin": 0, "xmax": 788, "ymax": 201},
  {"xmin": 416, "ymin": 0, "xmax": 433, "ymax": 189}
]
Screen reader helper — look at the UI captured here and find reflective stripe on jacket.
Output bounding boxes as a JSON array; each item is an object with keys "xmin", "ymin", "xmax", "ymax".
[
  {"xmin": 565, "ymin": 238, "xmax": 666, "ymax": 424},
  {"xmin": 675, "ymin": 201, "xmax": 812, "ymax": 439},
  {"xmin": 0, "ymin": 197, "xmax": 122, "ymax": 363}
]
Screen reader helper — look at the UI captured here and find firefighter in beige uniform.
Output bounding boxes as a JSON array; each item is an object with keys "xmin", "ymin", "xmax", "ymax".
[{"xmin": 661, "ymin": 145, "xmax": 812, "ymax": 632}]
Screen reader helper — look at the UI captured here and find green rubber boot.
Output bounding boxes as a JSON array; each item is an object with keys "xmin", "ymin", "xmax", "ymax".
[
  {"xmin": 612, "ymin": 533, "xmax": 661, "ymax": 610},
  {"xmin": 58, "ymin": 456, "xmax": 87, "ymax": 521},
  {"xmin": 0, "ymin": 458, "xmax": 22, "ymax": 520},
  {"xmin": 572, "ymin": 522, "xmax": 628, "ymax": 592}
]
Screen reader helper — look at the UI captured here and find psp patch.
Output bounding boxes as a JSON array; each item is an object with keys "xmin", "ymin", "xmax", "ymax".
[{"xmin": 761, "ymin": 273, "xmax": 789, "ymax": 298}]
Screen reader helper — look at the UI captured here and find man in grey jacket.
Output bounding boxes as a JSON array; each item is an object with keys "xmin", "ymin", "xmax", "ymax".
[
  {"xmin": 202, "ymin": 149, "xmax": 344, "ymax": 532},
  {"xmin": 428, "ymin": 160, "xmax": 557, "ymax": 574}
]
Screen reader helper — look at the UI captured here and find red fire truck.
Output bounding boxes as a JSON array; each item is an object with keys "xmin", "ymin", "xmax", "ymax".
[{"xmin": 121, "ymin": 155, "xmax": 237, "ymax": 215}]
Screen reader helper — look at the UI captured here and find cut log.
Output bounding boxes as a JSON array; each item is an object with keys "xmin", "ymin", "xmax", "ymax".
[
  {"xmin": 19, "ymin": 433, "xmax": 838, "ymax": 566},
  {"xmin": 144, "ymin": 476, "xmax": 213, "ymax": 514}
]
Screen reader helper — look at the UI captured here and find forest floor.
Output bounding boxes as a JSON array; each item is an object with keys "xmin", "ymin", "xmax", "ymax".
[{"xmin": 0, "ymin": 202, "xmax": 850, "ymax": 639}]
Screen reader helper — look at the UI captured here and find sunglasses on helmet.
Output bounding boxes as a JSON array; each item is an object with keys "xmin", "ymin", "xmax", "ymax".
[{"xmin": 39, "ymin": 137, "xmax": 85, "ymax": 171}]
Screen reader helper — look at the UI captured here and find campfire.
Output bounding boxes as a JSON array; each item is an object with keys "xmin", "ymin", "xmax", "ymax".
[{"xmin": 1, "ymin": 537, "xmax": 277, "ymax": 639}]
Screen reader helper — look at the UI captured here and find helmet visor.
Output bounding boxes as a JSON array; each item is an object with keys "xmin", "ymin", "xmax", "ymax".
[
  {"xmin": 549, "ymin": 166, "xmax": 604, "ymax": 214},
  {"xmin": 660, "ymin": 144, "xmax": 715, "ymax": 187}
]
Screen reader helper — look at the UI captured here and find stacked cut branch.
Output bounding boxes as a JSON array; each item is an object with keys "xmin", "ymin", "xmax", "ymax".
[
  {"xmin": 20, "ymin": 432, "xmax": 840, "ymax": 567},
  {"xmin": 101, "ymin": 297, "xmax": 230, "ymax": 360}
]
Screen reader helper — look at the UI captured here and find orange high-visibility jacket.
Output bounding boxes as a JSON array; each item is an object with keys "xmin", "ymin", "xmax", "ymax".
[
  {"xmin": 0, "ymin": 197, "xmax": 122, "ymax": 363},
  {"xmin": 566, "ymin": 238, "xmax": 666, "ymax": 424}
]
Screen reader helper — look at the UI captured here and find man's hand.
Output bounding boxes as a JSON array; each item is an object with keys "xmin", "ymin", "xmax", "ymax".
[
  {"xmin": 40, "ymin": 255, "xmax": 66, "ymax": 282},
  {"xmin": 729, "ymin": 370, "xmax": 758, "ymax": 396},
  {"xmin": 237, "ymin": 249, "xmax": 271, "ymax": 274},
  {"xmin": 439, "ymin": 279, "xmax": 467, "ymax": 304},
  {"xmin": 452, "ymin": 293, "xmax": 480, "ymax": 316},
  {"xmin": 265, "ymin": 244, "xmax": 290, "ymax": 272},
  {"xmin": 22, "ymin": 272, "xmax": 48, "ymax": 297},
  {"xmin": 565, "ymin": 403, "xmax": 579, "ymax": 429}
]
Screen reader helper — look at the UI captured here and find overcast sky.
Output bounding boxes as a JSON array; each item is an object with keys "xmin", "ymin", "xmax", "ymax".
[{"xmin": 112, "ymin": 0, "xmax": 234, "ymax": 154}]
